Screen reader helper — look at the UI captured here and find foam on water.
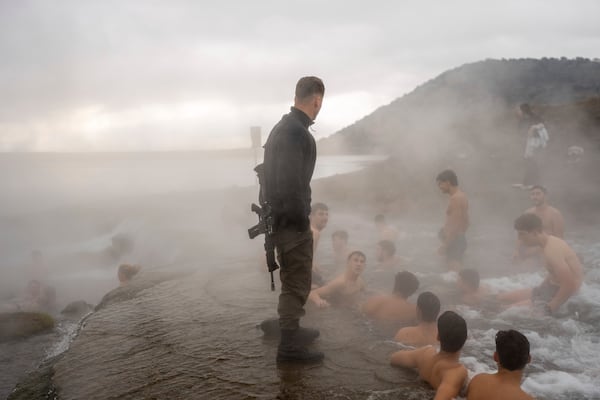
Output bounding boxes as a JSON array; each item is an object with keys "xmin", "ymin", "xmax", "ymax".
[
  {"xmin": 346, "ymin": 217, "xmax": 600, "ymax": 400},
  {"xmin": 45, "ymin": 319, "xmax": 86, "ymax": 360},
  {"xmin": 482, "ymin": 271, "xmax": 544, "ymax": 294},
  {"xmin": 462, "ymin": 242, "xmax": 600, "ymax": 399},
  {"xmin": 524, "ymin": 371, "xmax": 599, "ymax": 400}
]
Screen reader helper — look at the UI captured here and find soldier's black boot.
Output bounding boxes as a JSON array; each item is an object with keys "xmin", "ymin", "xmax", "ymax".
[
  {"xmin": 260, "ymin": 319, "xmax": 320, "ymax": 345},
  {"xmin": 276, "ymin": 329, "xmax": 324, "ymax": 363},
  {"xmin": 295, "ymin": 326, "xmax": 319, "ymax": 345}
]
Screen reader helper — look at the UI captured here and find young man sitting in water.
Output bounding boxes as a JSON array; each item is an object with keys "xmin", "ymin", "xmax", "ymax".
[
  {"xmin": 308, "ymin": 251, "xmax": 366, "ymax": 308},
  {"xmin": 457, "ymin": 269, "xmax": 488, "ymax": 307},
  {"xmin": 361, "ymin": 271, "xmax": 419, "ymax": 323},
  {"xmin": 390, "ymin": 311, "xmax": 468, "ymax": 400},
  {"xmin": 394, "ymin": 291, "xmax": 440, "ymax": 347},
  {"xmin": 498, "ymin": 213, "xmax": 583, "ymax": 315},
  {"xmin": 467, "ymin": 330, "xmax": 534, "ymax": 400},
  {"xmin": 374, "ymin": 240, "xmax": 406, "ymax": 271}
]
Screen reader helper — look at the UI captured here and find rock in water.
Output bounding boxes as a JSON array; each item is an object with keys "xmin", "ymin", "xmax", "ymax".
[
  {"xmin": 61, "ymin": 300, "xmax": 94, "ymax": 318},
  {"xmin": 0, "ymin": 312, "xmax": 55, "ymax": 342}
]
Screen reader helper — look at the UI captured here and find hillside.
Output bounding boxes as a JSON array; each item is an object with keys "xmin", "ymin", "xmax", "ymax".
[
  {"xmin": 319, "ymin": 58, "xmax": 600, "ymax": 156},
  {"xmin": 313, "ymin": 59, "xmax": 600, "ymax": 222}
]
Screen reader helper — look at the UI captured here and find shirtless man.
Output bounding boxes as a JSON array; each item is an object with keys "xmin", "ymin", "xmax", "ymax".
[
  {"xmin": 331, "ymin": 230, "xmax": 350, "ymax": 268},
  {"xmin": 467, "ymin": 330, "xmax": 534, "ymax": 400},
  {"xmin": 310, "ymin": 202, "xmax": 329, "ymax": 286},
  {"xmin": 308, "ymin": 251, "xmax": 366, "ymax": 308},
  {"xmin": 499, "ymin": 213, "xmax": 583, "ymax": 314},
  {"xmin": 457, "ymin": 269, "xmax": 488, "ymax": 307},
  {"xmin": 436, "ymin": 170, "xmax": 469, "ymax": 271},
  {"xmin": 375, "ymin": 214, "xmax": 399, "ymax": 242},
  {"xmin": 362, "ymin": 271, "xmax": 419, "ymax": 323},
  {"xmin": 390, "ymin": 311, "xmax": 468, "ymax": 400},
  {"xmin": 375, "ymin": 240, "xmax": 406, "ymax": 270},
  {"xmin": 514, "ymin": 185, "xmax": 565, "ymax": 263},
  {"xmin": 394, "ymin": 291, "xmax": 440, "ymax": 347},
  {"xmin": 526, "ymin": 186, "xmax": 564, "ymax": 237}
]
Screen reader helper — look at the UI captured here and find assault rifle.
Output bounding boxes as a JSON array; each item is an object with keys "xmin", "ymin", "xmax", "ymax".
[{"xmin": 248, "ymin": 164, "xmax": 279, "ymax": 291}]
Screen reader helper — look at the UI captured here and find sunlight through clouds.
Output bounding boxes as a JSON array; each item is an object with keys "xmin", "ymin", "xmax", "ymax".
[{"xmin": 1, "ymin": 0, "xmax": 599, "ymax": 151}]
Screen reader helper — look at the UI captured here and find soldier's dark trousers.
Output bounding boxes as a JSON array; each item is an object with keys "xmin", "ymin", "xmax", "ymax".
[{"xmin": 274, "ymin": 227, "xmax": 313, "ymax": 331}]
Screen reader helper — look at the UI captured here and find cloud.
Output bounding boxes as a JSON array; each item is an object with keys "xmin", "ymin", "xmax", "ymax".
[{"xmin": 1, "ymin": 0, "xmax": 599, "ymax": 150}]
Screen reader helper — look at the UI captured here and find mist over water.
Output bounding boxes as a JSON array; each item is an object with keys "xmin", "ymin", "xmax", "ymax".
[
  {"xmin": 0, "ymin": 152, "xmax": 388, "ymax": 399},
  {"xmin": 1, "ymin": 1, "xmax": 600, "ymax": 397},
  {"xmin": 2, "ymin": 65, "xmax": 600, "ymax": 399},
  {"xmin": 0, "ymin": 152, "xmax": 385, "ymax": 217}
]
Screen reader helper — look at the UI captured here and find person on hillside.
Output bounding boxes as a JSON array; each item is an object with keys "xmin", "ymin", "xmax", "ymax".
[
  {"xmin": 498, "ymin": 213, "xmax": 583, "ymax": 315},
  {"xmin": 467, "ymin": 330, "xmax": 534, "ymax": 400},
  {"xmin": 394, "ymin": 291, "xmax": 440, "ymax": 347},
  {"xmin": 362, "ymin": 271, "xmax": 419, "ymax": 323},
  {"xmin": 390, "ymin": 311, "xmax": 468, "ymax": 400},
  {"xmin": 436, "ymin": 170, "xmax": 469, "ymax": 271},
  {"xmin": 262, "ymin": 76, "xmax": 325, "ymax": 363},
  {"xmin": 308, "ymin": 251, "xmax": 366, "ymax": 309},
  {"xmin": 518, "ymin": 103, "xmax": 549, "ymax": 187}
]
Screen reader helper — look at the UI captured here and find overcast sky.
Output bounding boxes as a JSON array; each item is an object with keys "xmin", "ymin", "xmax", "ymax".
[{"xmin": 1, "ymin": 0, "xmax": 599, "ymax": 151}]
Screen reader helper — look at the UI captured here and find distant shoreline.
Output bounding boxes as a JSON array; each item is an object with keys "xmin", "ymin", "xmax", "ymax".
[{"xmin": 0, "ymin": 147, "xmax": 383, "ymax": 157}]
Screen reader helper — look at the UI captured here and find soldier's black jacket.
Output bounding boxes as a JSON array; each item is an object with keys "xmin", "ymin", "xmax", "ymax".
[{"xmin": 263, "ymin": 107, "xmax": 316, "ymax": 231}]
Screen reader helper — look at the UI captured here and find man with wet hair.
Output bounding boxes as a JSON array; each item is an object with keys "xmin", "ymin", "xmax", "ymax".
[
  {"xmin": 308, "ymin": 251, "xmax": 366, "ymax": 309},
  {"xmin": 263, "ymin": 76, "xmax": 325, "ymax": 363},
  {"xmin": 394, "ymin": 291, "xmax": 440, "ymax": 347},
  {"xmin": 331, "ymin": 230, "xmax": 350, "ymax": 268},
  {"xmin": 467, "ymin": 330, "xmax": 534, "ymax": 400},
  {"xmin": 527, "ymin": 185, "xmax": 564, "ymax": 238},
  {"xmin": 361, "ymin": 271, "xmax": 419, "ymax": 323},
  {"xmin": 310, "ymin": 202, "xmax": 329, "ymax": 287},
  {"xmin": 498, "ymin": 213, "xmax": 583, "ymax": 315},
  {"xmin": 457, "ymin": 269, "xmax": 487, "ymax": 307},
  {"xmin": 375, "ymin": 240, "xmax": 405, "ymax": 270},
  {"xmin": 514, "ymin": 185, "xmax": 565, "ymax": 263},
  {"xmin": 374, "ymin": 214, "xmax": 399, "ymax": 242},
  {"xmin": 391, "ymin": 311, "xmax": 468, "ymax": 400},
  {"xmin": 436, "ymin": 169, "xmax": 469, "ymax": 271}
]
